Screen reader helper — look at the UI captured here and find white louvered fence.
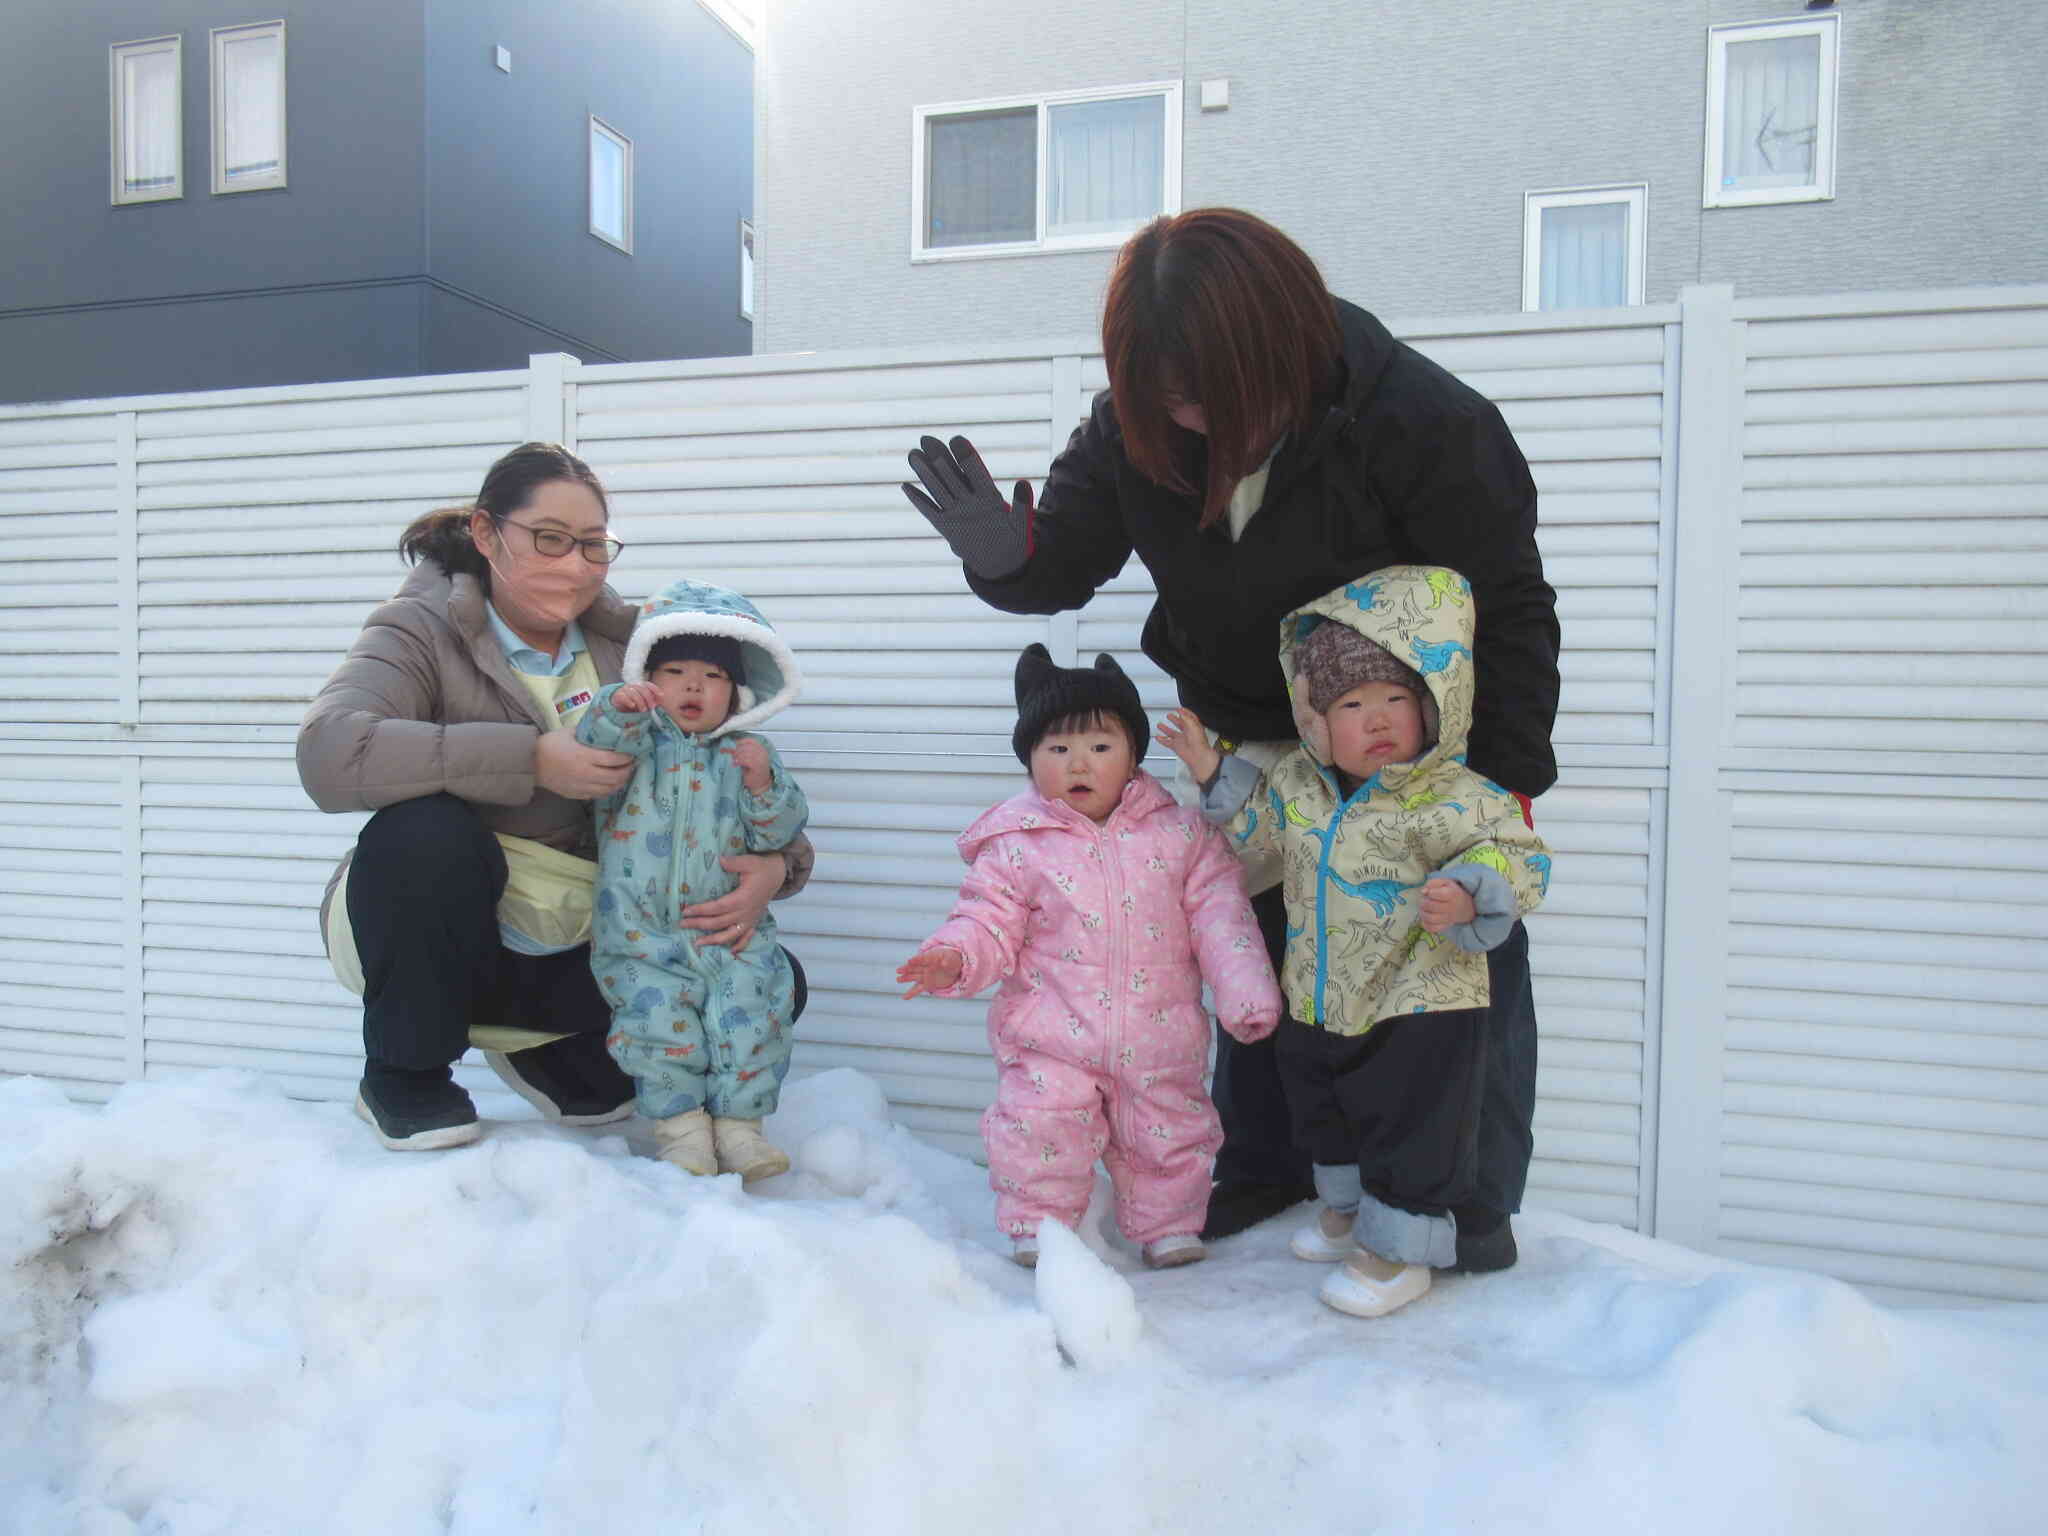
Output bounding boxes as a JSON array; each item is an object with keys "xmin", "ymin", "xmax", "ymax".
[{"xmin": 2, "ymin": 283, "xmax": 2043, "ymax": 1305}]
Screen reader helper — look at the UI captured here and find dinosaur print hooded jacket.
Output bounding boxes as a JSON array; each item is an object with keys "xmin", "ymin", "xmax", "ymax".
[{"xmin": 1202, "ymin": 564, "xmax": 1551, "ymax": 1037}]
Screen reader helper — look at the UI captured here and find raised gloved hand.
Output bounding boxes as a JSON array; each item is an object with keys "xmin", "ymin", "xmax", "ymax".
[{"xmin": 901, "ymin": 434, "xmax": 1035, "ymax": 581}]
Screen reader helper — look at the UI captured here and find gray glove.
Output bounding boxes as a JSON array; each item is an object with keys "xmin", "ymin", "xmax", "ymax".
[{"xmin": 902, "ymin": 434, "xmax": 1034, "ymax": 581}]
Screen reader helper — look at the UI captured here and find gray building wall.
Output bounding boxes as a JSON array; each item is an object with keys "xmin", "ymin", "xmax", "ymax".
[
  {"xmin": 1, "ymin": 0, "xmax": 428, "ymax": 405},
  {"xmin": 0, "ymin": 0, "xmax": 753, "ymax": 405},
  {"xmin": 754, "ymin": 0, "xmax": 2048, "ymax": 354},
  {"xmin": 423, "ymin": 0, "xmax": 755, "ymax": 372}
]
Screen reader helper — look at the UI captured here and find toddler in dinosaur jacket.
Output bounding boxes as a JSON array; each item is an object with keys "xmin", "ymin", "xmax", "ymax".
[{"xmin": 1160, "ymin": 564, "xmax": 1550, "ymax": 1317}]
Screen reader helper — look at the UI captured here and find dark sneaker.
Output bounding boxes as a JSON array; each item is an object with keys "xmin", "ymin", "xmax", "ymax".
[
  {"xmin": 482, "ymin": 1032, "xmax": 634, "ymax": 1126},
  {"xmin": 1448, "ymin": 1214, "xmax": 1518, "ymax": 1274},
  {"xmin": 355, "ymin": 1065, "xmax": 481, "ymax": 1151},
  {"xmin": 1199, "ymin": 1179, "xmax": 1317, "ymax": 1241}
]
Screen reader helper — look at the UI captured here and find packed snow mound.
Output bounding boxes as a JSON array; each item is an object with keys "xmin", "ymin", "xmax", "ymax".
[
  {"xmin": 1033, "ymin": 1219, "xmax": 1143, "ymax": 1369},
  {"xmin": 3, "ymin": 1069, "xmax": 2044, "ymax": 1535}
]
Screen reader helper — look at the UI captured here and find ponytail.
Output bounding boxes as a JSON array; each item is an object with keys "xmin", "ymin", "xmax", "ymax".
[{"xmin": 397, "ymin": 505, "xmax": 489, "ymax": 578}]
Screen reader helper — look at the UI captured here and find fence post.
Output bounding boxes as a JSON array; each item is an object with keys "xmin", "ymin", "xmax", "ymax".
[
  {"xmin": 1651, "ymin": 284, "xmax": 1743, "ymax": 1252},
  {"xmin": 527, "ymin": 353, "xmax": 581, "ymax": 449},
  {"xmin": 1047, "ymin": 353, "xmax": 1085, "ymax": 664}
]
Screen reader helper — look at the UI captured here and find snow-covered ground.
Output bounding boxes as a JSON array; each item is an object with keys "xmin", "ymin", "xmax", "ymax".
[{"xmin": 5, "ymin": 1067, "xmax": 2044, "ymax": 1535}]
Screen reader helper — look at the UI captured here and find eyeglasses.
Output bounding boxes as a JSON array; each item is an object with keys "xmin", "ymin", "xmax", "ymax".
[{"xmin": 493, "ymin": 516, "xmax": 625, "ymax": 565}]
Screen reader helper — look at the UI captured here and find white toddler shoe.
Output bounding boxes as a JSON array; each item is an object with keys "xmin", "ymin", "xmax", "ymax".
[
  {"xmin": 1318, "ymin": 1247, "xmax": 1432, "ymax": 1318},
  {"xmin": 1142, "ymin": 1233, "xmax": 1207, "ymax": 1269},
  {"xmin": 1290, "ymin": 1204, "xmax": 1357, "ymax": 1262}
]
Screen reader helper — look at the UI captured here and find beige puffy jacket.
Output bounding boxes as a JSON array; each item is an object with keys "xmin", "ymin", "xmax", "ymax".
[{"xmin": 297, "ymin": 561, "xmax": 814, "ymax": 900}]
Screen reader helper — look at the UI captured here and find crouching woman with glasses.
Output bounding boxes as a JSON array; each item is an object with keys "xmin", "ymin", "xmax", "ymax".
[{"xmin": 298, "ymin": 442, "xmax": 814, "ymax": 1149}]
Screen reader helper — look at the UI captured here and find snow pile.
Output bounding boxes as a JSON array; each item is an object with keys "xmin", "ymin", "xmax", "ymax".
[{"xmin": 3, "ymin": 1068, "xmax": 2044, "ymax": 1534}]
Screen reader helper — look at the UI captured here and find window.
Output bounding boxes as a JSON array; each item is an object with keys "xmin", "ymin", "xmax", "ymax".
[
  {"xmin": 739, "ymin": 219, "xmax": 755, "ymax": 321},
  {"xmin": 589, "ymin": 116, "xmax": 633, "ymax": 253},
  {"xmin": 1704, "ymin": 13, "xmax": 1838, "ymax": 207},
  {"xmin": 211, "ymin": 21, "xmax": 286, "ymax": 194},
  {"xmin": 111, "ymin": 35, "xmax": 182, "ymax": 205},
  {"xmin": 911, "ymin": 82, "xmax": 1181, "ymax": 260},
  {"xmin": 1522, "ymin": 185, "xmax": 1647, "ymax": 311}
]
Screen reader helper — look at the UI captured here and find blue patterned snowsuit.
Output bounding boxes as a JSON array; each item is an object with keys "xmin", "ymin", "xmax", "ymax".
[{"xmin": 577, "ymin": 579, "xmax": 808, "ymax": 1121}]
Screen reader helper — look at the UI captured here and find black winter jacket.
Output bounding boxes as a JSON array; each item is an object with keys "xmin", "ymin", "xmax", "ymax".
[{"xmin": 967, "ymin": 297, "xmax": 1561, "ymax": 798}]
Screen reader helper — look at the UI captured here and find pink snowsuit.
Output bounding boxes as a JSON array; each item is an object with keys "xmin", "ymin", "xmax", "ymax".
[{"xmin": 920, "ymin": 770, "xmax": 1281, "ymax": 1246}]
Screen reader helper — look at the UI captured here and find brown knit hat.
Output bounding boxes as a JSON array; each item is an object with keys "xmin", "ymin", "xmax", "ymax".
[{"xmin": 1294, "ymin": 621, "xmax": 1427, "ymax": 714}]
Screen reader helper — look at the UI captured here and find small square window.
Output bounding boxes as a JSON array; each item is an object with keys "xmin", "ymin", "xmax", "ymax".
[
  {"xmin": 111, "ymin": 35, "xmax": 182, "ymax": 205},
  {"xmin": 1704, "ymin": 13, "xmax": 1838, "ymax": 208},
  {"xmin": 590, "ymin": 116, "xmax": 633, "ymax": 253},
  {"xmin": 912, "ymin": 82, "xmax": 1181, "ymax": 261},
  {"xmin": 740, "ymin": 219, "xmax": 755, "ymax": 321},
  {"xmin": 925, "ymin": 107, "xmax": 1037, "ymax": 249},
  {"xmin": 1046, "ymin": 94, "xmax": 1165, "ymax": 241},
  {"xmin": 1523, "ymin": 185, "xmax": 1647, "ymax": 311},
  {"xmin": 211, "ymin": 20, "xmax": 286, "ymax": 194}
]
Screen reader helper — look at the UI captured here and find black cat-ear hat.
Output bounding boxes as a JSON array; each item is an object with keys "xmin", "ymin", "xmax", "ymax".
[{"xmin": 1011, "ymin": 642, "xmax": 1150, "ymax": 766}]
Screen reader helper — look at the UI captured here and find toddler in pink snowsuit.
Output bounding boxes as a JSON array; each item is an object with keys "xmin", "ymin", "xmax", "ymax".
[{"xmin": 898, "ymin": 645, "xmax": 1280, "ymax": 1270}]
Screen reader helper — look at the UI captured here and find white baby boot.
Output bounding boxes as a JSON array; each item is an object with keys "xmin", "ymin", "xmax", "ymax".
[
  {"xmin": 712, "ymin": 1117, "xmax": 790, "ymax": 1183},
  {"xmin": 653, "ymin": 1108, "xmax": 717, "ymax": 1176}
]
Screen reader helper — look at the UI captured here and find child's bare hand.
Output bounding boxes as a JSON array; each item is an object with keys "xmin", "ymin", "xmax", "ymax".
[
  {"xmin": 897, "ymin": 947, "xmax": 963, "ymax": 999},
  {"xmin": 728, "ymin": 736, "xmax": 772, "ymax": 792},
  {"xmin": 1155, "ymin": 708, "xmax": 1221, "ymax": 783},
  {"xmin": 611, "ymin": 682, "xmax": 663, "ymax": 713},
  {"xmin": 1418, "ymin": 877, "xmax": 1477, "ymax": 933}
]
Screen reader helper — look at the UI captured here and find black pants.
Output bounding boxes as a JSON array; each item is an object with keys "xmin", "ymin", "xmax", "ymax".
[
  {"xmin": 347, "ymin": 794, "xmax": 806, "ymax": 1070},
  {"xmin": 1275, "ymin": 1011, "xmax": 1485, "ymax": 1218},
  {"xmin": 1212, "ymin": 884, "xmax": 1538, "ymax": 1218}
]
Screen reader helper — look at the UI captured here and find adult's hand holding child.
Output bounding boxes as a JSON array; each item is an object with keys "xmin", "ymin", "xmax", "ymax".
[{"xmin": 535, "ymin": 728, "xmax": 633, "ymax": 799}]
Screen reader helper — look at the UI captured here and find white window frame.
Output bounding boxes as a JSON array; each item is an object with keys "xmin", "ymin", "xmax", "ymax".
[
  {"xmin": 1521, "ymin": 184, "xmax": 1648, "ymax": 312},
  {"xmin": 588, "ymin": 115, "xmax": 634, "ymax": 254},
  {"xmin": 739, "ymin": 219, "xmax": 755, "ymax": 321},
  {"xmin": 210, "ymin": 20, "xmax": 287, "ymax": 195},
  {"xmin": 110, "ymin": 35, "xmax": 183, "ymax": 206},
  {"xmin": 910, "ymin": 81, "xmax": 1183, "ymax": 263},
  {"xmin": 1703, "ymin": 13, "xmax": 1839, "ymax": 208}
]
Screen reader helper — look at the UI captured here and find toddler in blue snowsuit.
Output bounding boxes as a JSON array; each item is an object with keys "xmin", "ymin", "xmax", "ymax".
[{"xmin": 577, "ymin": 578, "xmax": 809, "ymax": 1182}]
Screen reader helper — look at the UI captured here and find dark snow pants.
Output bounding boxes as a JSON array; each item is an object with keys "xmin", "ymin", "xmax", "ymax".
[
  {"xmin": 346, "ymin": 794, "xmax": 805, "ymax": 1071},
  {"xmin": 1212, "ymin": 884, "xmax": 1537, "ymax": 1223}
]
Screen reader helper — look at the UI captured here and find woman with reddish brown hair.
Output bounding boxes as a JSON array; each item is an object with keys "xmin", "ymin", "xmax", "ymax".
[{"xmin": 903, "ymin": 208, "xmax": 1559, "ymax": 1272}]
